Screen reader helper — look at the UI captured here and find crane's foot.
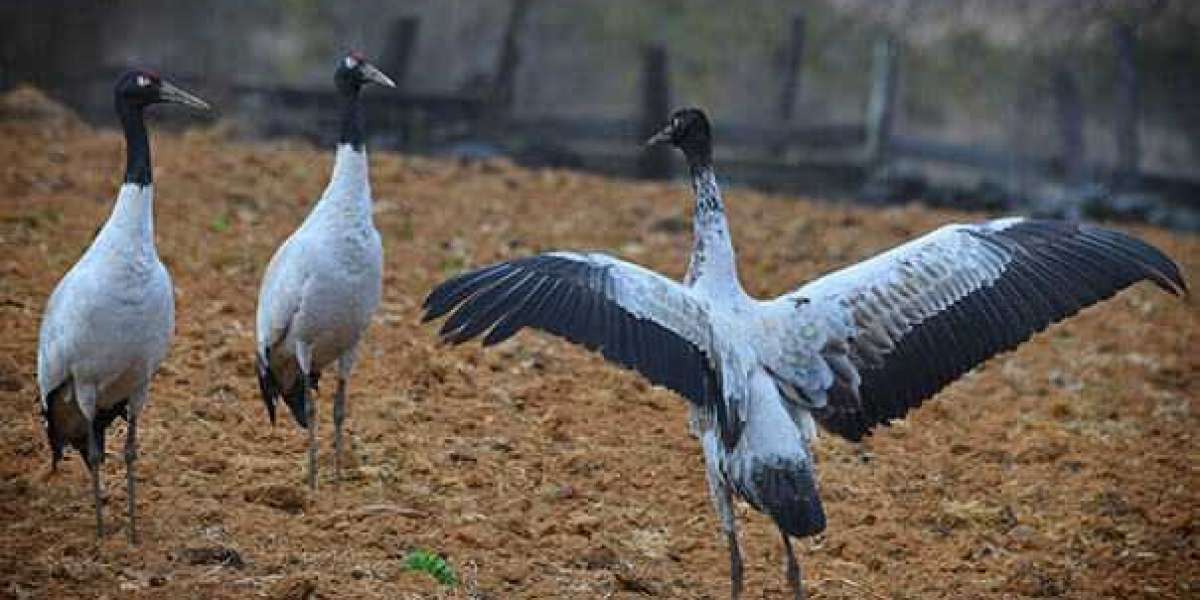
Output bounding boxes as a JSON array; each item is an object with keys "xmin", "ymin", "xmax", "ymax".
[{"xmin": 782, "ymin": 531, "xmax": 805, "ymax": 600}]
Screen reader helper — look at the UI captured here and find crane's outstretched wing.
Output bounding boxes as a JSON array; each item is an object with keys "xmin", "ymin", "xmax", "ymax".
[
  {"xmin": 760, "ymin": 218, "xmax": 1186, "ymax": 441},
  {"xmin": 423, "ymin": 252, "xmax": 739, "ymax": 445}
]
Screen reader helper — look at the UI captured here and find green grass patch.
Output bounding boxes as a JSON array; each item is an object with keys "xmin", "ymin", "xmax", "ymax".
[{"xmin": 403, "ymin": 549, "xmax": 457, "ymax": 587}]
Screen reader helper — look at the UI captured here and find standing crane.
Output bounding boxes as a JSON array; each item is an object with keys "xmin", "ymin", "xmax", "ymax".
[
  {"xmin": 255, "ymin": 52, "xmax": 393, "ymax": 490},
  {"xmin": 422, "ymin": 108, "xmax": 1187, "ymax": 598},
  {"xmin": 37, "ymin": 69, "xmax": 209, "ymax": 542}
]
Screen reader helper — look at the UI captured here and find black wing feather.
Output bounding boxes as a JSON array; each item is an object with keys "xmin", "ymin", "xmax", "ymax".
[
  {"xmin": 423, "ymin": 254, "xmax": 728, "ymax": 438},
  {"xmin": 817, "ymin": 220, "xmax": 1185, "ymax": 441}
]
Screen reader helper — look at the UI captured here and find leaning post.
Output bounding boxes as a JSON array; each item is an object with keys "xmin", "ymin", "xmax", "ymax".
[{"xmin": 638, "ymin": 44, "xmax": 672, "ymax": 180}]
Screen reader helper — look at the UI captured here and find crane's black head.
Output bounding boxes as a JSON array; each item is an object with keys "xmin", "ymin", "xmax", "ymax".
[
  {"xmin": 334, "ymin": 51, "xmax": 397, "ymax": 95},
  {"xmin": 645, "ymin": 107, "xmax": 713, "ymax": 166},
  {"xmin": 114, "ymin": 69, "xmax": 209, "ymax": 185},
  {"xmin": 114, "ymin": 69, "xmax": 210, "ymax": 112}
]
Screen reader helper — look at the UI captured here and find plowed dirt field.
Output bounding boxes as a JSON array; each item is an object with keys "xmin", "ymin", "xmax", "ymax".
[{"xmin": 1, "ymin": 89, "xmax": 1196, "ymax": 598}]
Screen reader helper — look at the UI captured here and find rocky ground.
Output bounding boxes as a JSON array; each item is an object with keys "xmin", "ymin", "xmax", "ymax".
[{"xmin": 0, "ymin": 89, "xmax": 1196, "ymax": 598}]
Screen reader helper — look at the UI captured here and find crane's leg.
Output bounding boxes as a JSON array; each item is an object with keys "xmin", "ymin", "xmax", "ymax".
[
  {"xmin": 720, "ymin": 488, "xmax": 743, "ymax": 600},
  {"xmin": 296, "ymin": 342, "xmax": 317, "ymax": 491},
  {"xmin": 125, "ymin": 409, "xmax": 138, "ymax": 544},
  {"xmin": 781, "ymin": 528, "xmax": 804, "ymax": 600},
  {"xmin": 87, "ymin": 424, "xmax": 103, "ymax": 539},
  {"xmin": 76, "ymin": 383, "xmax": 104, "ymax": 540},
  {"xmin": 704, "ymin": 464, "xmax": 742, "ymax": 599},
  {"xmin": 125, "ymin": 388, "xmax": 146, "ymax": 545},
  {"xmin": 332, "ymin": 376, "xmax": 347, "ymax": 486},
  {"xmin": 332, "ymin": 351, "xmax": 356, "ymax": 486},
  {"xmin": 305, "ymin": 382, "xmax": 317, "ymax": 491}
]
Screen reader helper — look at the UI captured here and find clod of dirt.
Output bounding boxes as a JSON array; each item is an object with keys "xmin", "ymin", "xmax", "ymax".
[
  {"xmin": 1009, "ymin": 560, "xmax": 1072, "ymax": 596},
  {"xmin": 935, "ymin": 499, "xmax": 1017, "ymax": 532},
  {"xmin": 191, "ymin": 456, "xmax": 228, "ymax": 474},
  {"xmin": 578, "ymin": 544, "xmax": 620, "ymax": 570},
  {"xmin": 567, "ymin": 512, "xmax": 601, "ymax": 535},
  {"xmin": 244, "ymin": 483, "xmax": 308, "ymax": 514},
  {"xmin": 0, "ymin": 369, "xmax": 22, "ymax": 392},
  {"xmin": 614, "ymin": 570, "xmax": 658, "ymax": 596},
  {"xmin": 268, "ymin": 573, "xmax": 317, "ymax": 600},
  {"xmin": 354, "ymin": 503, "xmax": 427, "ymax": 520},
  {"xmin": 177, "ymin": 546, "xmax": 245, "ymax": 569}
]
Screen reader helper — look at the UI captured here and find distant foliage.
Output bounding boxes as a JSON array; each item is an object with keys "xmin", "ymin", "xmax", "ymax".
[{"xmin": 403, "ymin": 549, "xmax": 458, "ymax": 587}]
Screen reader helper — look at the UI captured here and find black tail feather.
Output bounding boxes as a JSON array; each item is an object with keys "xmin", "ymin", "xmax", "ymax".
[
  {"xmin": 292, "ymin": 371, "xmax": 319, "ymax": 429},
  {"xmin": 256, "ymin": 348, "xmax": 319, "ymax": 429},
  {"xmin": 42, "ymin": 383, "xmax": 127, "ymax": 471},
  {"xmin": 255, "ymin": 352, "xmax": 280, "ymax": 425},
  {"xmin": 747, "ymin": 459, "xmax": 827, "ymax": 539},
  {"xmin": 283, "ymin": 376, "xmax": 310, "ymax": 429},
  {"xmin": 42, "ymin": 384, "xmax": 68, "ymax": 469}
]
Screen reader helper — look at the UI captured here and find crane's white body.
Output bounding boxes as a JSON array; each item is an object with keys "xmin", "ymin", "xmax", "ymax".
[
  {"xmin": 255, "ymin": 144, "xmax": 382, "ymax": 488},
  {"xmin": 34, "ymin": 68, "xmax": 208, "ymax": 544},
  {"xmin": 38, "ymin": 183, "xmax": 173, "ymax": 438},
  {"xmin": 257, "ymin": 145, "xmax": 382, "ymax": 382}
]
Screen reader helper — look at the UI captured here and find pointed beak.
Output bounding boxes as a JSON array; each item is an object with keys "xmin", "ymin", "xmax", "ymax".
[
  {"xmin": 360, "ymin": 62, "xmax": 397, "ymax": 88},
  {"xmin": 158, "ymin": 79, "xmax": 210, "ymax": 111},
  {"xmin": 644, "ymin": 124, "xmax": 674, "ymax": 147}
]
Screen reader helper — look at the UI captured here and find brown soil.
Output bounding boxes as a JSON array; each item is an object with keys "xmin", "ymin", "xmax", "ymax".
[{"xmin": 0, "ymin": 99, "xmax": 1196, "ymax": 599}]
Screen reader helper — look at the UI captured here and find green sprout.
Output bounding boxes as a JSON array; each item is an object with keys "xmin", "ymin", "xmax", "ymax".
[
  {"xmin": 403, "ymin": 549, "xmax": 458, "ymax": 587},
  {"xmin": 209, "ymin": 212, "xmax": 231, "ymax": 233}
]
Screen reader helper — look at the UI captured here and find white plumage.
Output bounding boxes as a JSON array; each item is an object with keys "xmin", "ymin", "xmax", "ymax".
[
  {"xmin": 38, "ymin": 184, "xmax": 174, "ymax": 465},
  {"xmin": 254, "ymin": 52, "xmax": 392, "ymax": 490},
  {"xmin": 37, "ymin": 69, "xmax": 207, "ymax": 542},
  {"xmin": 422, "ymin": 108, "xmax": 1186, "ymax": 599}
]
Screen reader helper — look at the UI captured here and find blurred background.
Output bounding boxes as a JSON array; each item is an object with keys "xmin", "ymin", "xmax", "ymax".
[{"xmin": 3, "ymin": 0, "xmax": 1199, "ymax": 230}]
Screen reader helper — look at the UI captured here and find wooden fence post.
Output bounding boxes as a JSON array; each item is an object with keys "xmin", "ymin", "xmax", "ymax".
[
  {"xmin": 382, "ymin": 16, "xmax": 420, "ymax": 91},
  {"xmin": 490, "ymin": 0, "xmax": 532, "ymax": 115},
  {"xmin": 864, "ymin": 35, "xmax": 898, "ymax": 170},
  {"xmin": 1113, "ymin": 22, "xmax": 1140, "ymax": 183},
  {"xmin": 638, "ymin": 44, "xmax": 672, "ymax": 180},
  {"xmin": 772, "ymin": 14, "xmax": 806, "ymax": 155},
  {"xmin": 778, "ymin": 14, "xmax": 806, "ymax": 123},
  {"xmin": 1053, "ymin": 67, "xmax": 1084, "ymax": 183}
]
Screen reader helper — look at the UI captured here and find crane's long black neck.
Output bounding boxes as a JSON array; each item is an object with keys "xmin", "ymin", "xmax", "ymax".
[
  {"xmin": 339, "ymin": 85, "xmax": 365, "ymax": 151},
  {"xmin": 684, "ymin": 136, "xmax": 721, "ymax": 217},
  {"xmin": 690, "ymin": 163, "xmax": 725, "ymax": 216},
  {"xmin": 684, "ymin": 148, "xmax": 738, "ymax": 291},
  {"xmin": 118, "ymin": 102, "xmax": 152, "ymax": 186},
  {"xmin": 680, "ymin": 137, "xmax": 713, "ymax": 172}
]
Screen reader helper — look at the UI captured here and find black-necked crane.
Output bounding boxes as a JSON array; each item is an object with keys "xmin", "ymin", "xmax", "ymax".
[
  {"xmin": 37, "ymin": 69, "xmax": 209, "ymax": 543},
  {"xmin": 255, "ymin": 52, "xmax": 394, "ymax": 490},
  {"xmin": 422, "ymin": 108, "xmax": 1187, "ymax": 598}
]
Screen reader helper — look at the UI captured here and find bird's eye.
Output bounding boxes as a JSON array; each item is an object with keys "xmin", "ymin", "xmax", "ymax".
[
  {"xmin": 344, "ymin": 56, "xmax": 358, "ymax": 69},
  {"xmin": 136, "ymin": 75, "xmax": 150, "ymax": 87},
  {"xmin": 672, "ymin": 118, "xmax": 681, "ymax": 128}
]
